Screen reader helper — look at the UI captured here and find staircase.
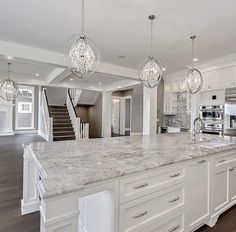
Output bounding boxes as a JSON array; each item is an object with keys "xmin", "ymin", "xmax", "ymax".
[{"xmin": 49, "ymin": 105, "xmax": 76, "ymax": 141}]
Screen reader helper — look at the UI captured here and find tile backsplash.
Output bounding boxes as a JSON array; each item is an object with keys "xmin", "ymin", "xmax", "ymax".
[{"xmin": 164, "ymin": 92, "xmax": 191, "ymax": 129}]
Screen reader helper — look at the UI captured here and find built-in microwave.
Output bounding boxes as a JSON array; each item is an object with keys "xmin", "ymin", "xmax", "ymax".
[{"xmin": 200, "ymin": 105, "xmax": 224, "ymax": 120}]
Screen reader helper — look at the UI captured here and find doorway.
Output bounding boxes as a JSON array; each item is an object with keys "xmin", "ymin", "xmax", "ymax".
[{"xmin": 111, "ymin": 96, "xmax": 131, "ymax": 137}]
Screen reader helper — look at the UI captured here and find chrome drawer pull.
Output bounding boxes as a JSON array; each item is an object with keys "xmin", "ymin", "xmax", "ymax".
[
  {"xmin": 230, "ymin": 168, "xmax": 234, "ymax": 172},
  {"xmin": 168, "ymin": 225, "xmax": 180, "ymax": 232},
  {"xmin": 169, "ymin": 173, "xmax": 180, "ymax": 178},
  {"xmin": 219, "ymin": 159, "xmax": 226, "ymax": 163},
  {"xmin": 133, "ymin": 210, "xmax": 148, "ymax": 219},
  {"xmin": 198, "ymin": 160, "xmax": 206, "ymax": 163},
  {"xmin": 169, "ymin": 197, "xmax": 180, "ymax": 203},
  {"xmin": 133, "ymin": 183, "xmax": 148, "ymax": 189}
]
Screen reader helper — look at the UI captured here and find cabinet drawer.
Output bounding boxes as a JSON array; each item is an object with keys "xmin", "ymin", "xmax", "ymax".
[
  {"xmin": 215, "ymin": 153, "xmax": 236, "ymax": 168},
  {"xmin": 120, "ymin": 166, "xmax": 185, "ymax": 203},
  {"xmin": 119, "ymin": 184, "xmax": 184, "ymax": 232},
  {"xmin": 143, "ymin": 213, "xmax": 184, "ymax": 232}
]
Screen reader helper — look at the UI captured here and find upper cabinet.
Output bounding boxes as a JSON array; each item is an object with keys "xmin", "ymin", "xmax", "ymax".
[{"xmin": 202, "ymin": 66, "xmax": 235, "ymax": 91}]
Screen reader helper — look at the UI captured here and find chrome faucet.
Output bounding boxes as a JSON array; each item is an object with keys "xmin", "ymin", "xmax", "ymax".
[{"xmin": 192, "ymin": 117, "xmax": 203, "ymax": 141}]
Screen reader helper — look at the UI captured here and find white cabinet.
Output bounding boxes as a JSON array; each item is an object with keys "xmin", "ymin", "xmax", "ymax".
[
  {"xmin": 220, "ymin": 66, "xmax": 235, "ymax": 87},
  {"xmin": 229, "ymin": 165, "xmax": 236, "ymax": 202},
  {"xmin": 187, "ymin": 159, "xmax": 210, "ymax": 231},
  {"xmin": 202, "ymin": 66, "xmax": 236, "ymax": 91},
  {"xmin": 164, "ymin": 82, "xmax": 177, "ymax": 115},
  {"xmin": 213, "ymin": 168, "xmax": 228, "ymax": 213}
]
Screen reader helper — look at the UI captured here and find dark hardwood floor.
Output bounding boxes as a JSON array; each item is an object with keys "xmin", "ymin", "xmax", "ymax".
[
  {"xmin": 0, "ymin": 134, "xmax": 236, "ymax": 232},
  {"xmin": 0, "ymin": 134, "xmax": 43, "ymax": 232}
]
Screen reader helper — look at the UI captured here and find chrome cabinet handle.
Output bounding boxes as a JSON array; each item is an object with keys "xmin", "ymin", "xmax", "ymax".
[
  {"xmin": 169, "ymin": 173, "xmax": 180, "ymax": 178},
  {"xmin": 169, "ymin": 197, "xmax": 180, "ymax": 203},
  {"xmin": 168, "ymin": 225, "xmax": 180, "ymax": 232},
  {"xmin": 230, "ymin": 168, "xmax": 234, "ymax": 172},
  {"xmin": 133, "ymin": 183, "xmax": 148, "ymax": 189},
  {"xmin": 219, "ymin": 159, "xmax": 226, "ymax": 163},
  {"xmin": 198, "ymin": 159, "xmax": 206, "ymax": 164},
  {"xmin": 133, "ymin": 210, "xmax": 148, "ymax": 219}
]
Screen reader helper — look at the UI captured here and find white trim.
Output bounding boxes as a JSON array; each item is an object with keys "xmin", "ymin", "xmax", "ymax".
[
  {"xmin": 130, "ymin": 132, "xmax": 143, "ymax": 135},
  {"xmin": 0, "ymin": 131, "xmax": 14, "ymax": 136},
  {"xmin": 21, "ymin": 199, "xmax": 40, "ymax": 215},
  {"xmin": 38, "ymin": 130, "xmax": 48, "ymax": 141},
  {"xmin": 14, "ymin": 130, "xmax": 37, "ymax": 135}
]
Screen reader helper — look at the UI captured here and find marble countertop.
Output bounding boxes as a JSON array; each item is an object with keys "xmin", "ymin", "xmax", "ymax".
[{"xmin": 27, "ymin": 133, "xmax": 236, "ymax": 199}]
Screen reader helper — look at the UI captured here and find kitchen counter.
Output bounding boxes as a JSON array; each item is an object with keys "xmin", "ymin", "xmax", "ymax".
[{"xmin": 26, "ymin": 133, "xmax": 236, "ymax": 199}]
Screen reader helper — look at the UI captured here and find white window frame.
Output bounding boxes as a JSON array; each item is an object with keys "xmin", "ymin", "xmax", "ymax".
[{"xmin": 15, "ymin": 85, "xmax": 35, "ymax": 130}]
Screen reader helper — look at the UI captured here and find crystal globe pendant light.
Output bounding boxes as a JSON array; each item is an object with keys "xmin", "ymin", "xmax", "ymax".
[
  {"xmin": 138, "ymin": 15, "xmax": 163, "ymax": 88},
  {"xmin": 66, "ymin": 0, "xmax": 99, "ymax": 78},
  {"xmin": 186, "ymin": 36, "xmax": 203, "ymax": 94},
  {"xmin": 0, "ymin": 63, "xmax": 19, "ymax": 101}
]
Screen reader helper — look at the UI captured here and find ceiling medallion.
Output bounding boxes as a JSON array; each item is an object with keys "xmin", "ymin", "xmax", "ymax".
[
  {"xmin": 0, "ymin": 63, "xmax": 19, "ymax": 102},
  {"xmin": 66, "ymin": 0, "xmax": 99, "ymax": 79},
  {"xmin": 138, "ymin": 15, "xmax": 163, "ymax": 89},
  {"xmin": 186, "ymin": 36, "xmax": 203, "ymax": 94}
]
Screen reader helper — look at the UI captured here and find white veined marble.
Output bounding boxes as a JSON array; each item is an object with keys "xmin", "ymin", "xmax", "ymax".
[{"xmin": 27, "ymin": 133, "xmax": 236, "ymax": 199}]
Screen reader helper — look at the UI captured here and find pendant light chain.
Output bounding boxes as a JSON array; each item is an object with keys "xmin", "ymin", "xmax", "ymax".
[
  {"xmin": 81, "ymin": 0, "xmax": 85, "ymax": 35},
  {"xmin": 7, "ymin": 63, "xmax": 11, "ymax": 80},
  {"xmin": 192, "ymin": 36, "xmax": 195, "ymax": 68},
  {"xmin": 150, "ymin": 19, "xmax": 153, "ymax": 54}
]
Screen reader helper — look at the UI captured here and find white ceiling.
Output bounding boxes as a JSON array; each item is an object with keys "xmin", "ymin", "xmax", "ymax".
[{"xmin": 1, "ymin": 0, "xmax": 236, "ymax": 75}]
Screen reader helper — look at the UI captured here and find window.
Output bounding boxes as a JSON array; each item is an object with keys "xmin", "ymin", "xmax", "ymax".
[
  {"xmin": 15, "ymin": 85, "xmax": 35, "ymax": 130},
  {"xmin": 18, "ymin": 102, "xmax": 32, "ymax": 113}
]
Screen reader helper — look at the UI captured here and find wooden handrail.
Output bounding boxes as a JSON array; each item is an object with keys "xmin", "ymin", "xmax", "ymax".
[
  {"xmin": 43, "ymin": 88, "xmax": 51, "ymax": 117},
  {"xmin": 68, "ymin": 89, "xmax": 78, "ymax": 117}
]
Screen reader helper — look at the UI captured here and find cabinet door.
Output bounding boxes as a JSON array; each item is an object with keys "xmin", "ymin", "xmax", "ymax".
[
  {"xmin": 209, "ymin": 70, "xmax": 221, "ymax": 89},
  {"xmin": 220, "ymin": 67, "xmax": 235, "ymax": 87},
  {"xmin": 229, "ymin": 166, "xmax": 236, "ymax": 201},
  {"xmin": 202, "ymin": 72, "xmax": 210, "ymax": 90},
  {"xmin": 213, "ymin": 168, "xmax": 228, "ymax": 213},
  {"xmin": 188, "ymin": 159, "xmax": 210, "ymax": 230}
]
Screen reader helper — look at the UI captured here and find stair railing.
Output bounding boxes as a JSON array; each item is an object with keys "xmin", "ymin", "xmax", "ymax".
[
  {"xmin": 67, "ymin": 89, "xmax": 81, "ymax": 139},
  {"xmin": 80, "ymin": 122, "xmax": 89, "ymax": 139},
  {"xmin": 42, "ymin": 88, "xmax": 53, "ymax": 141},
  {"xmin": 69, "ymin": 88, "xmax": 82, "ymax": 107}
]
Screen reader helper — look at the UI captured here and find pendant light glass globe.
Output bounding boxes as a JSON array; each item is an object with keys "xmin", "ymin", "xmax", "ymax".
[
  {"xmin": 66, "ymin": 0, "xmax": 99, "ymax": 79},
  {"xmin": 186, "ymin": 68, "xmax": 203, "ymax": 94},
  {"xmin": 66, "ymin": 34, "xmax": 99, "ymax": 78},
  {"xmin": 186, "ymin": 36, "xmax": 203, "ymax": 94},
  {"xmin": 0, "ymin": 63, "xmax": 19, "ymax": 102},
  {"xmin": 138, "ymin": 15, "xmax": 163, "ymax": 89},
  {"xmin": 138, "ymin": 56, "xmax": 163, "ymax": 88}
]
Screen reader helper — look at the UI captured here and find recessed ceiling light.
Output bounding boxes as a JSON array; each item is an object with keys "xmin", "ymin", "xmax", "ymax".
[
  {"xmin": 35, "ymin": 73, "xmax": 39, "ymax": 77},
  {"xmin": 118, "ymin": 55, "xmax": 126, "ymax": 59},
  {"xmin": 98, "ymin": 82, "xmax": 102, "ymax": 85},
  {"xmin": 70, "ymin": 78, "xmax": 74, "ymax": 81},
  {"xmin": 193, "ymin": 57, "xmax": 198, "ymax": 62},
  {"xmin": 7, "ymin": 56, "xmax": 13, "ymax": 60},
  {"xmin": 118, "ymin": 86, "xmax": 122, "ymax": 89},
  {"xmin": 162, "ymin": 68, "xmax": 166, "ymax": 71}
]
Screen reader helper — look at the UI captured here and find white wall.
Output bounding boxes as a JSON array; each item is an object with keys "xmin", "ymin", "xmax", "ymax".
[{"xmin": 46, "ymin": 86, "xmax": 67, "ymax": 106}]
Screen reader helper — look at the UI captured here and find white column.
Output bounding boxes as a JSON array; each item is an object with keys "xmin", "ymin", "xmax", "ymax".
[
  {"xmin": 102, "ymin": 91, "xmax": 112, "ymax": 138},
  {"xmin": 143, "ymin": 86, "xmax": 157, "ymax": 135},
  {"xmin": 21, "ymin": 147, "xmax": 40, "ymax": 215}
]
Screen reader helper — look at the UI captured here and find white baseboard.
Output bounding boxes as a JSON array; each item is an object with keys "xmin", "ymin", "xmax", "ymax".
[
  {"xmin": 38, "ymin": 130, "xmax": 48, "ymax": 141},
  {"xmin": 21, "ymin": 199, "xmax": 40, "ymax": 215},
  {"xmin": 0, "ymin": 131, "xmax": 14, "ymax": 136},
  {"xmin": 130, "ymin": 132, "xmax": 143, "ymax": 135}
]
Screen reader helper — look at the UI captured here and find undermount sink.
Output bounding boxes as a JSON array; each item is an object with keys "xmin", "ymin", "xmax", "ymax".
[{"xmin": 198, "ymin": 141, "xmax": 233, "ymax": 149}]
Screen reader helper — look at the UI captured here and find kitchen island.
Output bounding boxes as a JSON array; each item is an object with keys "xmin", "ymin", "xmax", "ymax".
[{"xmin": 21, "ymin": 133, "xmax": 236, "ymax": 232}]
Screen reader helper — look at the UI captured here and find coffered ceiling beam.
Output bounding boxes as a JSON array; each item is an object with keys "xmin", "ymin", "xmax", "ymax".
[{"xmin": 0, "ymin": 40, "xmax": 139, "ymax": 81}]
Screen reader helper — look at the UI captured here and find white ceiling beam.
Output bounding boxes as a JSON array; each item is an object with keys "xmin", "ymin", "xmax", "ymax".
[
  {"xmin": 0, "ymin": 40, "xmax": 139, "ymax": 80},
  {"xmin": 47, "ymin": 68, "xmax": 71, "ymax": 84}
]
